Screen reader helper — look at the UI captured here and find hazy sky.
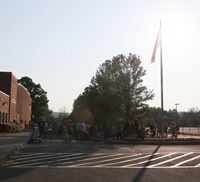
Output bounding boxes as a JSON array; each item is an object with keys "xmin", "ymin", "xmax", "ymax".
[{"xmin": 0, "ymin": 0, "xmax": 200, "ymax": 113}]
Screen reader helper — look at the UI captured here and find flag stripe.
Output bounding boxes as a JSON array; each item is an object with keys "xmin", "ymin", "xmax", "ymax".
[{"xmin": 151, "ymin": 26, "xmax": 161, "ymax": 63}]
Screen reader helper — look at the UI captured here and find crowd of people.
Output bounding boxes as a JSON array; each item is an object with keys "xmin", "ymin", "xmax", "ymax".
[{"xmin": 32, "ymin": 120, "xmax": 179, "ymax": 141}]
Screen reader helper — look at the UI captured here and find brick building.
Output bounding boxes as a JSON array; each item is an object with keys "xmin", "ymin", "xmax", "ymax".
[
  {"xmin": 0, "ymin": 72, "xmax": 32, "ymax": 129},
  {"xmin": 17, "ymin": 84, "xmax": 32, "ymax": 129},
  {"xmin": 0, "ymin": 91, "xmax": 9, "ymax": 123}
]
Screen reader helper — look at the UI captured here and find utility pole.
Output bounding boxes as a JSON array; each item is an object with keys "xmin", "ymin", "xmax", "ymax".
[{"xmin": 175, "ymin": 103, "xmax": 179, "ymax": 112}]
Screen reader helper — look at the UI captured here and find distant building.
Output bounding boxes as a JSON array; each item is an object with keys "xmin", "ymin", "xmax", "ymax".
[
  {"xmin": 17, "ymin": 84, "xmax": 32, "ymax": 129},
  {"xmin": 0, "ymin": 91, "xmax": 9, "ymax": 123},
  {"xmin": 0, "ymin": 72, "xmax": 32, "ymax": 129},
  {"xmin": 52, "ymin": 112, "xmax": 69, "ymax": 118},
  {"xmin": 0, "ymin": 72, "xmax": 17, "ymax": 122}
]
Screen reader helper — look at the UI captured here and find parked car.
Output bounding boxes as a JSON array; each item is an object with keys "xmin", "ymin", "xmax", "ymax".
[{"xmin": 0, "ymin": 124, "xmax": 11, "ymax": 132}]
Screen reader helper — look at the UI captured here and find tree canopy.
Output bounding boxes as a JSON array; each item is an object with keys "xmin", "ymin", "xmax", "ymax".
[
  {"xmin": 72, "ymin": 54, "xmax": 154, "ymax": 125},
  {"xmin": 18, "ymin": 76, "xmax": 50, "ymax": 123}
]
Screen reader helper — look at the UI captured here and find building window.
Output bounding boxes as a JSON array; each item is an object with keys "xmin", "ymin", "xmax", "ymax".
[
  {"xmin": 5, "ymin": 113, "xmax": 8, "ymax": 123},
  {"xmin": 2, "ymin": 112, "xmax": 5, "ymax": 123}
]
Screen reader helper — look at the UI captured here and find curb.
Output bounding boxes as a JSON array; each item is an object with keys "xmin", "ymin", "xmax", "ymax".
[
  {"xmin": 0, "ymin": 142, "xmax": 28, "ymax": 165},
  {"xmin": 106, "ymin": 139, "xmax": 200, "ymax": 145}
]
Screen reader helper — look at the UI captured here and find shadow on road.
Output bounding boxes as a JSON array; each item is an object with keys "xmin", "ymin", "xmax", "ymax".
[
  {"xmin": 132, "ymin": 144, "xmax": 161, "ymax": 182},
  {"xmin": 0, "ymin": 167, "xmax": 33, "ymax": 181}
]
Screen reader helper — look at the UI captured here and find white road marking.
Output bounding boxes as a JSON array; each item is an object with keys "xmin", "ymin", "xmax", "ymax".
[
  {"xmin": 4, "ymin": 152, "xmax": 200, "ymax": 169},
  {"xmin": 4, "ymin": 153, "xmax": 85, "ymax": 166},
  {"xmin": 57, "ymin": 153, "xmax": 118, "ymax": 165},
  {"xmin": 195, "ymin": 162, "xmax": 200, "ymax": 167},
  {"xmin": 171, "ymin": 155, "xmax": 200, "ymax": 167},
  {"xmin": 95, "ymin": 153, "xmax": 141, "ymax": 167},
  {"xmin": 68, "ymin": 153, "xmax": 123, "ymax": 167},
  {"xmin": 123, "ymin": 153, "xmax": 176, "ymax": 167},
  {"xmin": 147, "ymin": 152, "xmax": 194, "ymax": 168},
  {"xmin": 6, "ymin": 153, "xmax": 67, "ymax": 164}
]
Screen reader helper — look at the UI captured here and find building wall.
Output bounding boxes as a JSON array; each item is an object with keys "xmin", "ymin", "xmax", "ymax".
[
  {"xmin": 0, "ymin": 91, "xmax": 9, "ymax": 124},
  {"xmin": 0, "ymin": 72, "xmax": 32, "ymax": 130},
  {"xmin": 17, "ymin": 84, "xmax": 32, "ymax": 129},
  {"xmin": 10, "ymin": 74, "xmax": 17, "ymax": 122},
  {"xmin": 0, "ymin": 72, "xmax": 11, "ymax": 95},
  {"xmin": 0, "ymin": 72, "xmax": 17, "ymax": 122}
]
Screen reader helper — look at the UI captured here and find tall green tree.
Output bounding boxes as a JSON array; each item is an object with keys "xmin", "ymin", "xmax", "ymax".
[
  {"xmin": 18, "ymin": 76, "xmax": 49, "ymax": 123},
  {"xmin": 91, "ymin": 54, "xmax": 154, "ymax": 122},
  {"xmin": 72, "ymin": 54, "xmax": 154, "ymax": 125}
]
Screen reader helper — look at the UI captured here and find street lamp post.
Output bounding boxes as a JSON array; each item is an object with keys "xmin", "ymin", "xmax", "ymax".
[{"xmin": 175, "ymin": 103, "xmax": 179, "ymax": 112}]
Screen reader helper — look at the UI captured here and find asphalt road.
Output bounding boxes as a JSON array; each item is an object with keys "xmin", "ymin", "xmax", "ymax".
[
  {"xmin": 0, "ymin": 139, "xmax": 200, "ymax": 182},
  {"xmin": 0, "ymin": 132, "xmax": 30, "ymax": 147}
]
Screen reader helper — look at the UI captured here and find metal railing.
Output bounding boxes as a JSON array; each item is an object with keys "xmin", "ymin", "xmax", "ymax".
[{"xmin": 179, "ymin": 127, "xmax": 200, "ymax": 135}]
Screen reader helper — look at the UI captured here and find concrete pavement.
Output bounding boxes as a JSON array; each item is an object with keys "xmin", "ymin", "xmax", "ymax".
[
  {"xmin": 0, "ymin": 131, "xmax": 200, "ymax": 165},
  {"xmin": 0, "ymin": 131, "xmax": 30, "ymax": 165}
]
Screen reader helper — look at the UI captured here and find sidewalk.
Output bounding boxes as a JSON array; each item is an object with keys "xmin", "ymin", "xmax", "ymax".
[
  {"xmin": 0, "ymin": 131, "xmax": 30, "ymax": 165},
  {"xmin": 0, "ymin": 131, "xmax": 200, "ymax": 165},
  {"xmin": 178, "ymin": 133, "xmax": 200, "ymax": 139},
  {"xmin": 107, "ymin": 133, "xmax": 200, "ymax": 145}
]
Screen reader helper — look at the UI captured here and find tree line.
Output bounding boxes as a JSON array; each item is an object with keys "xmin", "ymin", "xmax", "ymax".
[{"xmin": 18, "ymin": 53, "xmax": 200, "ymax": 128}]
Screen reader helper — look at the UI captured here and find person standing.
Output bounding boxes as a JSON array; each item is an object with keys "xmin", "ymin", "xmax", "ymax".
[
  {"xmin": 44, "ymin": 121, "xmax": 49, "ymax": 138},
  {"xmin": 170, "ymin": 122, "xmax": 177, "ymax": 139},
  {"xmin": 140, "ymin": 122, "xmax": 145, "ymax": 140}
]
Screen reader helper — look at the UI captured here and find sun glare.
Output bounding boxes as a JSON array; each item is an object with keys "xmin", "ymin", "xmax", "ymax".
[{"xmin": 162, "ymin": 13, "xmax": 191, "ymax": 52}]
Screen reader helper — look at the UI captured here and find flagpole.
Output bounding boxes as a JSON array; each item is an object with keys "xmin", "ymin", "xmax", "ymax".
[
  {"xmin": 151, "ymin": 21, "xmax": 164, "ymax": 140},
  {"xmin": 159, "ymin": 20, "xmax": 164, "ymax": 140}
]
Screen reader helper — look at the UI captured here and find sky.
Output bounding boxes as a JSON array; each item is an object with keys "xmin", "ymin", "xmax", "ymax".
[{"xmin": 0, "ymin": 0, "xmax": 200, "ymax": 113}]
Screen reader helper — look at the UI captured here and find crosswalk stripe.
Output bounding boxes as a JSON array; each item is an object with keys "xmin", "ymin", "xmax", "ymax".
[
  {"xmin": 120, "ymin": 153, "xmax": 159, "ymax": 168},
  {"xmin": 6, "ymin": 153, "xmax": 65, "ymax": 164},
  {"xmin": 58, "ymin": 153, "xmax": 117, "ymax": 165},
  {"xmin": 95, "ymin": 153, "xmax": 140, "ymax": 167},
  {"xmin": 195, "ymin": 163, "xmax": 200, "ymax": 167},
  {"xmin": 68, "ymin": 153, "xmax": 123, "ymax": 167},
  {"xmin": 171, "ymin": 155, "xmax": 200, "ymax": 167},
  {"xmin": 4, "ymin": 153, "xmax": 85, "ymax": 166},
  {"xmin": 9, "ymin": 153, "xmax": 49, "ymax": 160},
  {"xmin": 3, "ymin": 152, "xmax": 200, "ymax": 168},
  {"xmin": 123, "ymin": 152, "xmax": 176, "ymax": 167},
  {"xmin": 147, "ymin": 152, "xmax": 193, "ymax": 168}
]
